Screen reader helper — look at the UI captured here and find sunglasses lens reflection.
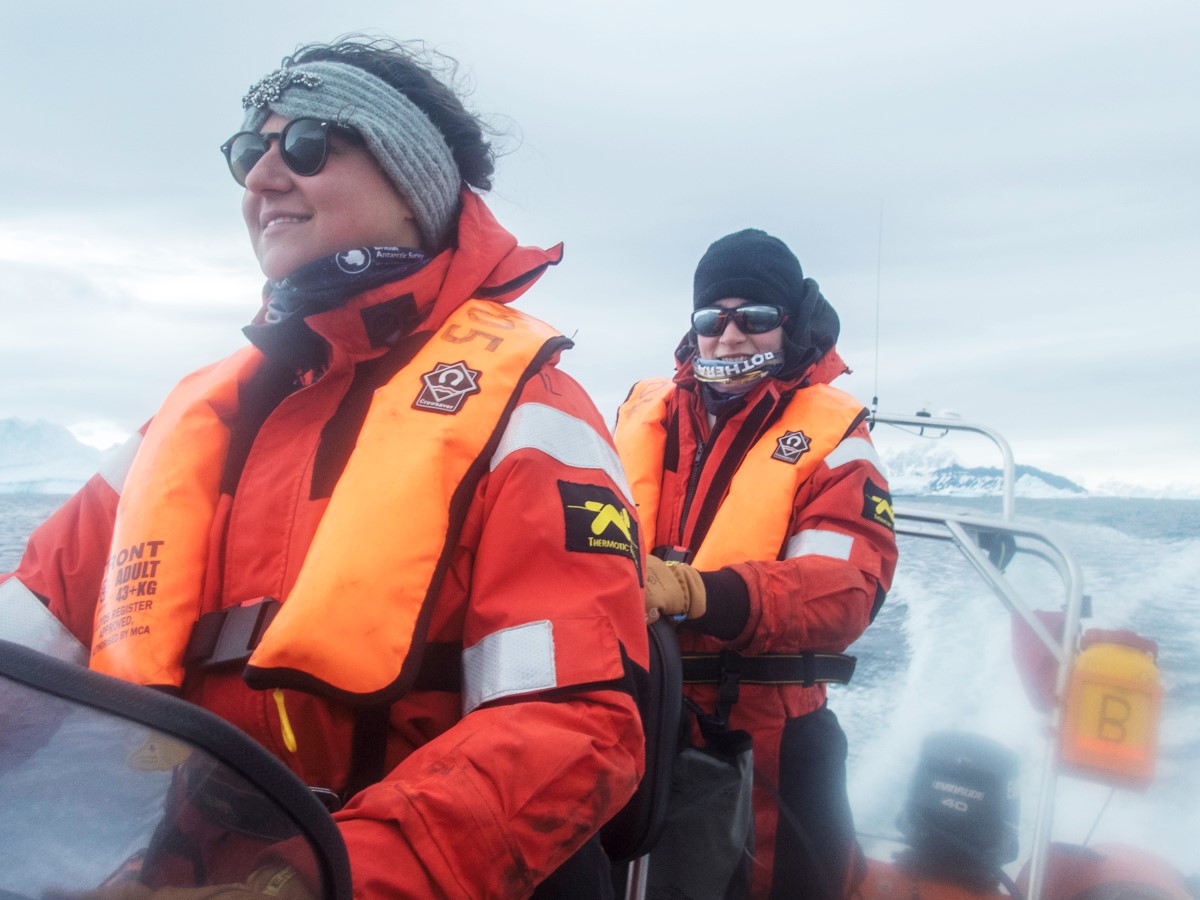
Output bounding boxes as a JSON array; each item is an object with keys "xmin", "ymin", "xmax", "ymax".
[
  {"xmin": 691, "ymin": 309, "xmax": 724, "ymax": 336},
  {"xmin": 227, "ymin": 134, "xmax": 267, "ymax": 186},
  {"xmin": 739, "ymin": 307, "xmax": 784, "ymax": 333},
  {"xmin": 281, "ymin": 119, "xmax": 330, "ymax": 176}
]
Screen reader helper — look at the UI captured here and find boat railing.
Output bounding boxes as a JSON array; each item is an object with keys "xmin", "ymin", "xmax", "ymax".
[
  {"xmin": 871, "ymin": 412, "xmax": 1018, "ymax": 520},
  {"xmin": 871, "ymin": 412, "xmax": 1085, "ymax": 900}
]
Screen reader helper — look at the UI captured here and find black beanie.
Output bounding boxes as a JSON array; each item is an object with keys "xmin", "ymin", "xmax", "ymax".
[
  {"xmin": 693, "ymin": 228, "xmax": 804, "ymax": 313},
  {"xmin": 690, "ymin": 228, "xmax": 841, "ymax": 377}
]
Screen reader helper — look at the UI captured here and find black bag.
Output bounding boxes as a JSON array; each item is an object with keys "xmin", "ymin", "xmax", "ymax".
[{"xmin": 644, "ymin": 701, "xmax": 755, "ymax": 900}]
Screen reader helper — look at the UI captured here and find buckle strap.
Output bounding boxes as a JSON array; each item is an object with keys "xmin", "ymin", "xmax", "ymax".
[
  {"xmin": 681, "ymin": 651, "xmax": 856, "ymax": 688},
  {"xmin": 184, "ymin": 598, "xmax": 281, "ymax": 669},
  {"xmin": 185, "ymin": 597, "xmax": 466, "ymax": 691},
  {"xmin": 715, "ymin": 649, "xmax": 742, "ymax": 724}
]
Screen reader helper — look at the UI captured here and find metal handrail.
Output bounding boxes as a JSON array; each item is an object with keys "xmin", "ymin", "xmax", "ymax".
[
  {"xmin": 874, "ymin": 411, "xmax": 1083, "ymax": 900},
  {"xmin": 871, "ymin": 412, "xmax": 1017, "ymax": 520}
]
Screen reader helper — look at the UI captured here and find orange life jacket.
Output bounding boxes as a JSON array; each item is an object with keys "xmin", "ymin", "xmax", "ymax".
[
  {"xmin": 614, "ymin": 379, "xmax": 864, "ymax": 566},
  {"xmin": 91, "ymin": 299, "xmax": 564, "ymax": 702}
]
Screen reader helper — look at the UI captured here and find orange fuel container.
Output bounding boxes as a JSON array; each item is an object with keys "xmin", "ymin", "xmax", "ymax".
[{"xmin": 1059, "ymin": 629, "xmax": 1162, "ymax": 789}]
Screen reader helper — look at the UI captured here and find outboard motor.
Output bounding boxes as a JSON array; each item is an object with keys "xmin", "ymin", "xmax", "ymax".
[{"xmin": 896, "ymin": 731, "xmax": 1020, "ymax": 890}]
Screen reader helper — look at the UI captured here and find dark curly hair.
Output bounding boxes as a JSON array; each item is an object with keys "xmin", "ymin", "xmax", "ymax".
[{"xmin": 282, "ymin": 36, "xmax": 496, "ymax": 192}]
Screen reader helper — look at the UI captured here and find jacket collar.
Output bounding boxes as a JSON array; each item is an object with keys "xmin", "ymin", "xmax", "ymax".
[{"xmin": 250, "ymin": 190, "xmax": 563, "ymax": 366}]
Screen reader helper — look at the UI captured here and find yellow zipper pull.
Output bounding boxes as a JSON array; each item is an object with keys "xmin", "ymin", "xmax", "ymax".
[{"xmin": 273, "ymin": 688, "xmax": 298, "ymax": 753}]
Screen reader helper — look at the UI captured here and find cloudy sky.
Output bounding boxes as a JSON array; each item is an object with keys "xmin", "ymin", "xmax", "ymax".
[{"xmin": 1, "ymin": 0, "xmax": 1196, "ymax": 490}]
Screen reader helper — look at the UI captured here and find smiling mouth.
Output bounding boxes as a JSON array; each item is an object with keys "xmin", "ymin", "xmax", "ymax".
[{"xmin": 263, "ymin": 215, "xmax": 310, "ymax": 229}]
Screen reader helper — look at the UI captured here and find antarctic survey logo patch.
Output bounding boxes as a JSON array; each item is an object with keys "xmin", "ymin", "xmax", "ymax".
[
  {"xmin": 862, "ymin": 478, "xmax": 895, "ymax": 531},
  {"xmin": 559, "ymin": 481, "xmax": 641, "ymax": 575},
  {"xmin": 335, "ymin": 248, "xmax": 373, "ymax": 274},
  {"xmin": 771, "ymin": 429, "xmax": 811, "ymax": 464},
  {"xmin": 413, "ymin": 361, "xmax": 482, "ymax": 414}
]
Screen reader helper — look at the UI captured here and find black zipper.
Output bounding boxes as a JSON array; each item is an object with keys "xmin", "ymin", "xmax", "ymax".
[{"xmin": 679, "ymin": 404, "xmax": 724, "ymax": 546}]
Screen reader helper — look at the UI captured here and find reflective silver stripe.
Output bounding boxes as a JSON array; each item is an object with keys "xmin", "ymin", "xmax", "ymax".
[
  {"xmin": 490, "ymin": 402, "xmax": 633, "ymax": 505},
  {"xmin": 462, "ymin": 620, "xmax": 557, "ymax": 714},
  {"xmin": 0, "ymin": 577, "xmax": 88, "ymax": 665},
  {"xmin": 99, "ymin": 431, "xmax": 142, "ymax": 494},
  {"xmin": 824, "ymin": 437, "xmax": 885, "ymax": 475},
  {"xmin": 784, "ymin": 529, "xmax": 854, "ymax": 561}
]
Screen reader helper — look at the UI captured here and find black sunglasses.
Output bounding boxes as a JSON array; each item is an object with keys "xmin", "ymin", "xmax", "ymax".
[
  {"xmin": 691, "ymin": 304, "xmax": 787, "ymax": 337},
  {"xmin": 220, "ymin": 117, "xmax": 356, "ymax": 186}
]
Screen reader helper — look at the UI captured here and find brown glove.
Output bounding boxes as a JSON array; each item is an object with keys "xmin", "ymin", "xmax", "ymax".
[{"xmin": 644, "ymin": 555, "xmax": 707, "ymax": 622}]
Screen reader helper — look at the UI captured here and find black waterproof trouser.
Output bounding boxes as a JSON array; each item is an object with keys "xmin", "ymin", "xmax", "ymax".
[{"xmin": 771, "ymin": 705, "xmax": 857, "ymax": 900}]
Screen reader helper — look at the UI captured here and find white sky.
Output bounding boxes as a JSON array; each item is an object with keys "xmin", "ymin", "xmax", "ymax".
[{"xmin": 1, "ymin": 0, "xmax": 1197, "ymax": 490}]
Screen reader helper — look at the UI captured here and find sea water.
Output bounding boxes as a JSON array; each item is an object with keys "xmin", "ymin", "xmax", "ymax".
[
  {"xmin": 3, "ymin": 493, "xmax": 1198, "ymax": 878},
  {"xmin": 0, "ymin": 494, "xmax": 65, "ymax": 570},
  {"xmin": 840, "ymin": 495, "xmax": 1200, "ymax": 878}
]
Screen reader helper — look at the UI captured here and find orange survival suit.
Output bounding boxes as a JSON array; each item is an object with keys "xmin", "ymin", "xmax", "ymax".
[
  {"xmin": 615, "ymin": 346, "xmax": 897, "ymax": 898},
  {"xmin": 2, "ymin": 191, "xmax": 648, "ymax": 898}
]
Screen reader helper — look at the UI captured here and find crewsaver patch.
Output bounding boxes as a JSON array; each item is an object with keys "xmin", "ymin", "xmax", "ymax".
[
  {"xmin": 772, "ymin": 429, "xmax": 811, "ymax": 464},
  {"xmin": 413, "ymin": 361, "xmax": 482, "ymax": 414},
  {"xmin": 862, "ymin": 478, "xmax": 895, "ymax": 531},
  {"xmin": 559, "ymin": 481, "xmax": 641, "ymax": 576}
]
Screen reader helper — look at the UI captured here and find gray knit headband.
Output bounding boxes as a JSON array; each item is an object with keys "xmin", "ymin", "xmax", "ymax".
[{"xmin": 240, "ymin": 61, "xmax": 462, "ymax": 250}]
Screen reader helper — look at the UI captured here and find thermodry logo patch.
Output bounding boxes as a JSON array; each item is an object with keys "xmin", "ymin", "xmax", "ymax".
[
  {"xmin": 862, "ymin": 478, "xmax": 895, "ymax": 531},
  {"xmin": 772, "ymin": 429, "xmax": 811, "ymax": 464},
  {"xmin": 559, "ymin": 481, "xmax": 641, "ymax": 576},
  {"xmin": 413, "ymin": 361, "xmax": 482, "ymax": 414}
]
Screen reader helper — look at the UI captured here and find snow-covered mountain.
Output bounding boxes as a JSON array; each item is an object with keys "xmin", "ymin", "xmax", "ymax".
[
  {"xmin": 880, "ymin": 443, "xmax": 1088, "ymax": 498},
  {"xmin": 0, "ymin": 419, "xmax": 105, "ymax": 494}
]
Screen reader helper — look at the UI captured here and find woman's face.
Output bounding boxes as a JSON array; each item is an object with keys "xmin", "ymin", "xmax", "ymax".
[{"xmin": 241, "ymin": 113, "xmax": 422, "ymax": 281}]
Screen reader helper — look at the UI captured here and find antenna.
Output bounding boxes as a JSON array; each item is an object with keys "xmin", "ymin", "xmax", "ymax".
[{"xmin": 871, "ymin": 202, "xmax": 883, "ymax": 425}]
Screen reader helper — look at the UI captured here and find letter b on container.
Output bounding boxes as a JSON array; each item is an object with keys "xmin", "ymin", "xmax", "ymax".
[{"xmin": 1059, "ymin": 629, "xmax": 1163, "ymax": 789}]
